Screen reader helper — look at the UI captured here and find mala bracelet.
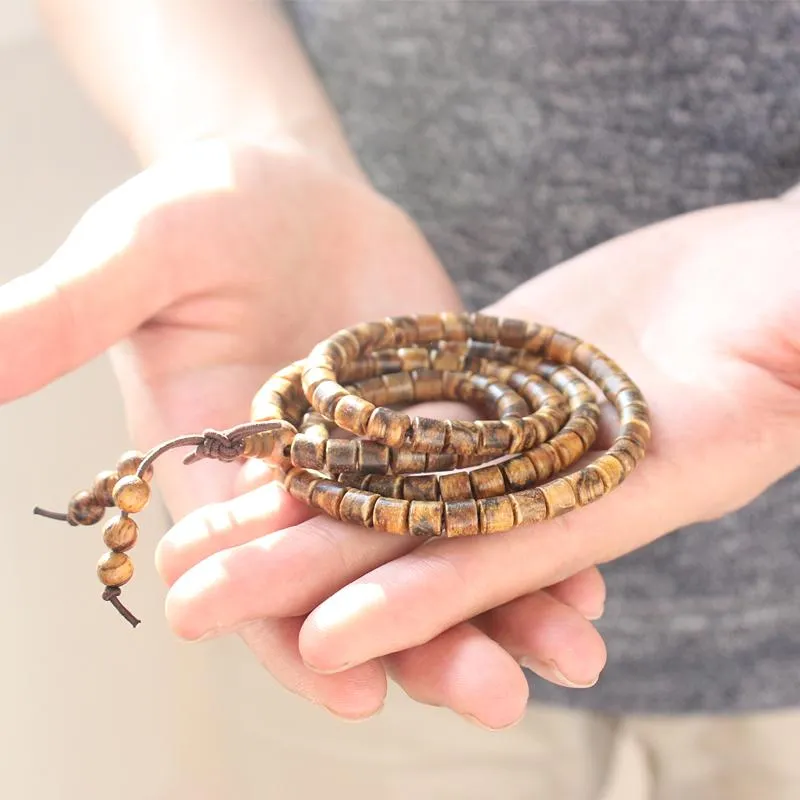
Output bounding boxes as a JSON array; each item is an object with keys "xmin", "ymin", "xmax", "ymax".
[{"xmin": 34, "ymin": 312, "xmax": 650, "ymax": 627}]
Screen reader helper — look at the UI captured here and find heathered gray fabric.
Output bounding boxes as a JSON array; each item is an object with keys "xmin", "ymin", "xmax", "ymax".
[{"xmin": 284, "ymin": 1, "xmax": 800, "ymax": 714}]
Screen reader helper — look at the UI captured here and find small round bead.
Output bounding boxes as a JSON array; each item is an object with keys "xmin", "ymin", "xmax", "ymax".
[
  {"xmin": 92, "ymin": 470, "xmax": 119, "ymax": 507},
  {"xmin": 116, "ymin": 450, "xmax": 153, "ymax": 481},
  {"xmin": 102, "ymin": 515, "xmax": 139, "ymax": 552},
  {"xmin": 67, "ymin": 490, "xmax": 105, "ymax": 526},
  {"xmin": 112, "ymin": 476, "xmax": 151, "ymax": 513},
  {"xmin": 97, "ymin": 551, "xmax": 134, "ymax": 587}
]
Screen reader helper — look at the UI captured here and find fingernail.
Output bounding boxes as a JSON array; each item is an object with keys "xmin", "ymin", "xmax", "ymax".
[
  {"xmin": 521, "ymin": 658, "xmax": 599, "ymax": 689},
  {"xmin": 460, "ymin": 712, "xmax": 523, "ymax": 732},
  {"xmin": 303, "ymin": 659, "xmax": 354, "ymax": 674},
  {"xmin": 322, "ymin": 702, "xmax": 384, "ymax": 722},
  {"xmin": 585, "ymin": 603, "xmax": 605, "ymax": 621}
]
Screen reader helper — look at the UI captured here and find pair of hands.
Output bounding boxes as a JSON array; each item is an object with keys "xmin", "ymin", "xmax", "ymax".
[{"xmin": 3, "ymin": 138, "xmax": 799, "ymax": 730}]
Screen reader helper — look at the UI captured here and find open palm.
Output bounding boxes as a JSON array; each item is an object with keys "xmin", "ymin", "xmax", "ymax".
[
  {"xmin": 1, "ymin": 138, "xmax": 608, "ymax": 729},
  {"xmin": 158, "ymin": 198, "xmax": 800, "ymax": 728}
]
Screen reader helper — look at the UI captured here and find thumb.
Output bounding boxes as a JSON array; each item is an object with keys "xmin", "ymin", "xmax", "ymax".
[
  {"xmin": 0, "ymin": 139, "xmax": 239, "ymax": 404},
  {"xmin": 0, "ymin": 175, "xmax": 173, "ymax": 403}
]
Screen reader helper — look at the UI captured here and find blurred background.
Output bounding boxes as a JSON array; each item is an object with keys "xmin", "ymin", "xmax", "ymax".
[{"xmin": 0, "ymin": 2, "xmax": 645, "ymax": 797}]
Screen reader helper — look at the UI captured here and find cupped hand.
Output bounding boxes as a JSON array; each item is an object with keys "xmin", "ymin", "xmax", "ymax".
[
  {"xmin": 159, "ymin": 198, "xmax": 800, "ymax": 726},
  {"xmin": 0, "ymin": 138, "xmax": 606, "ymax": 729}
]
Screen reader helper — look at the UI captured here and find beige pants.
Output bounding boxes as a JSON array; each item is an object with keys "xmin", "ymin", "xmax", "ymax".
[{"xmin": 222, "ymin": 688, "xmax": 800, "ymax": 800}]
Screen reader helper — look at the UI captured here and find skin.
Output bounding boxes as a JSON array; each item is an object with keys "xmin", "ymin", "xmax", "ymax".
[
  {"xmin": 0, "ymin": 138, "xmax": 608, "ymax": 729},
  {"xmin": 11, "ymin": 0, "xmax": 799, "ymax": 730}
]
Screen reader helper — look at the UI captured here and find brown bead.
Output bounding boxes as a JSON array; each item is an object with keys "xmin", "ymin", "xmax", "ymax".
[
  {"xmin": 284, "ymin": 468, "xmax": 320, "ymax": 504},
  {"xmin": 501, "ymin": 456, "xmax": 539, "ymax": 492},
  {"xmin": 68, "ymin": 490, "xmax": 105, "ymax": 526},
  {"xmin": 310, "ymin": 481, "xmax": 347, "ymax": 519},
  {"xmin": 333, "ymin": 394, "xmax": 375, "ymax": 437},
  {"xmin": 509, "ymin": 488, "xmax": 548, "ymax": 525},
  {"xmin": 567, "ymin": 467, "xmax": 607, "ymax": 506},
  {"xmin": 469, "ymin": 466, "xmax": 506, "ymax": 499},
  {"xmin": 540, "ymin": 478, "xmax": 578, "ymax": 518},
  {"xmin": 92, "ymin": 470, "xmax": 119, "ymax": 507},
  {"xmin": 402, "ymin": 475, "xmax": 439, "ymax": 501},
  {"xmin": 367, "ymin": 407, "xmax": 411, "ymax": 448},
  {"xmin": 444, "ymin": 499, "xmax": 480, "ymax": 537},
  {"xmin": 215, "ymin": 315, "xmax": 649, "ymax": 538},
  {"xmin": 408, "ymin": 500, "xmax": 444, "ymax": 537},
  {"xmin": 112, "ymin": 476, "xmax": 151, "ymax": 513},
  {"xmin": 373, "ymin": 497, "xmax": 410, "ymax": 534},
  {"xmin": 325, "ymin": 439, "xmax": 359, "ymax": 474},
  {"xmin": 406, "ymin": 416, "xmax": 448, "ymax": 453},
  {"xmin": 478, "ymin": 496, "xmax": 516, "ymax": 534},
  {"xmin": 116, "ymin": 450, "xmax": 153, "ymax": 481},
  {"xmin": 438, "ymin": 472, "xmax": 474, "ymax": 501},
  {"xmin": 102, "ymin": 515, "xmax": 139, "ymax": 552},
  {"xmin": 339, "ymin": 489, "xmax": 378, "ymax": 527},
  {"xmin": 357, "ymin": 440, "xmax": 391, "ymax": 474},
  {"xmin": 97, "ymin": 551, "xmax": 133, "ymax": 587}
]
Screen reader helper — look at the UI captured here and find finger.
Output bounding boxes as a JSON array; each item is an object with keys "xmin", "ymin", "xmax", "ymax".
[
  {"xmin": 296, "ymin": 464, "xmax": 666, "ymax": 673},
  {"xmin": 235, "ymin": 617, "xmax": 387, "ymax": 721},
  {"xmin": 164, "ymin": 510, "xmax": 417, "ymax": 641},
  {"xmin": 385, "ymin": 622, "xmax": 529, "ymax": 731},
  {"xmin": 479, "ymin": 591, "xmax": 607, "ymax": 688},
  {"xmin": 155, "ymin": 478, "xmax": 313, "ymax": 585},
  {"xmin": 0, "ymin": 173, "xmax": 171, "ymax": 402},
  {"xmin": 544, "ymin": 567, "xmax": 606, "ymax": 621}
]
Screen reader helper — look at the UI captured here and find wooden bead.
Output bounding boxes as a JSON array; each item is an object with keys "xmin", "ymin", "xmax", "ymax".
[
  {"xmin": 373, "ymin": 497, "xmax": 410, "ymax": 534},
  {"xmin": 478, "ymin": 496, "xmax": 516, "ymax": 534},
  {"xmin": 116, "ymin": 450, "xmax": 153, "ymax": 481},
  {"xmin": 112, "ymin": 476, "xmax": 151, "ymax": 513},
  {"xmin": 469, "ymin": 466, "xmax": 506, "ymax": 499},
  {"xmin": 68, "ymin": 490, "xmax": 105, "ymax": 526},
  {"xmin": 408, "ymin": 500, "xmax": 444, "ymax": 537},
  {"xmin": 444, "ymin": 500, "xmax": 480, "ymax": 537},
  {"xmin": 339, "ymin": 489, "xmax": 378, "ymax": 527},
  {"xmin": 92, "ymin": 470, "xmax": 119, "ymax": 507},
  {"xmin": 103, "ymin": 515, "xmax": 139, "ymax": 552},
  {"xmin": 97, "ymin": 551, "xmax": 133, "ymax": 587},
  {"xmin": 240, "ymin": 313, "xmax": 649, "ymax": 539},
  {"xmin": 509, "ymin": 488, "xmax": 548, "ymax": 525},
  {"xmin": 540, "ymin": 478, "xmax": 578, "ymax": 518}
]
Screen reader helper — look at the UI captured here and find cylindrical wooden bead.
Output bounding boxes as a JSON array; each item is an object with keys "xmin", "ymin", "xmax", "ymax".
[
  {"xmin": 325, "ymin": 439, "xmax": 359, "ymax": 474},
  {"xmin": 478, "ymin": 496, "xmax": 516, "ymax": 534},
  {"xmin": 290, "ymin": 435, "xmax": 326, "ymax": 470},
  {"xmin": 469, "ymin": 466, "xmax": 506, "ymax": 499},
  {"xmin": 367, "ymin": 407, "xmax": 411, "ymax": 448},
  {"xmin": 333, "ymin": 395, "xmax": 375, "ymax": 437},
  {"xmin": 509, "ymin": 488, "xmax": 548, "ymax": 525},
  {"xmin": 444, "ymin": 500, "xmax": 480, "ymax": 537},
  {"xmin": 540, "ymin": 478, "xmax": 578, "ymax": 518},
  {"xmin": 407, "ymin": 416, "xmax": 448, "ymax": 453},
  {"xmin": 310, "ymin": 481, "xmax": 347, "ymax": 519},
  {"xmin": 408, "ymin": 500, "xmax": 444, "ymax": 537},
  {"xmin": 567, "ymin": 467, "xmax": 607, "ymax": 506},
  {"xmin": 402, "ymin": 475, "xmax": 440, "ymax": 501},
  {"xmin": 438, "ymin": 472, "xmax": 474, "ymax": 501},
  {"xmin": 284, "ymin": 468, "xmax": 320, "ymax": 504},
  {"xmin": 501, "ymin": 456, "xmax": 539, "ymax": 492},
  {"xmin": 373, "ymin": 497, "xmax": 410, "ymax": 534},
  {"xmin": 339, "ymin": 489, "xmax": 379, "ymax": 527}
]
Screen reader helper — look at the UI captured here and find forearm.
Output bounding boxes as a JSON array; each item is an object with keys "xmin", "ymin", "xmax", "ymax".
[{"xmin": 37, "ymin": 0, "xmax": 361, "ymax": 175}]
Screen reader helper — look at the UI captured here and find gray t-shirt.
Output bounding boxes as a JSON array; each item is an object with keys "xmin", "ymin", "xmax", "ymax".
[{"xmin": 285, "ymin": 0, "xmax": 800, "ymax": 714}]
